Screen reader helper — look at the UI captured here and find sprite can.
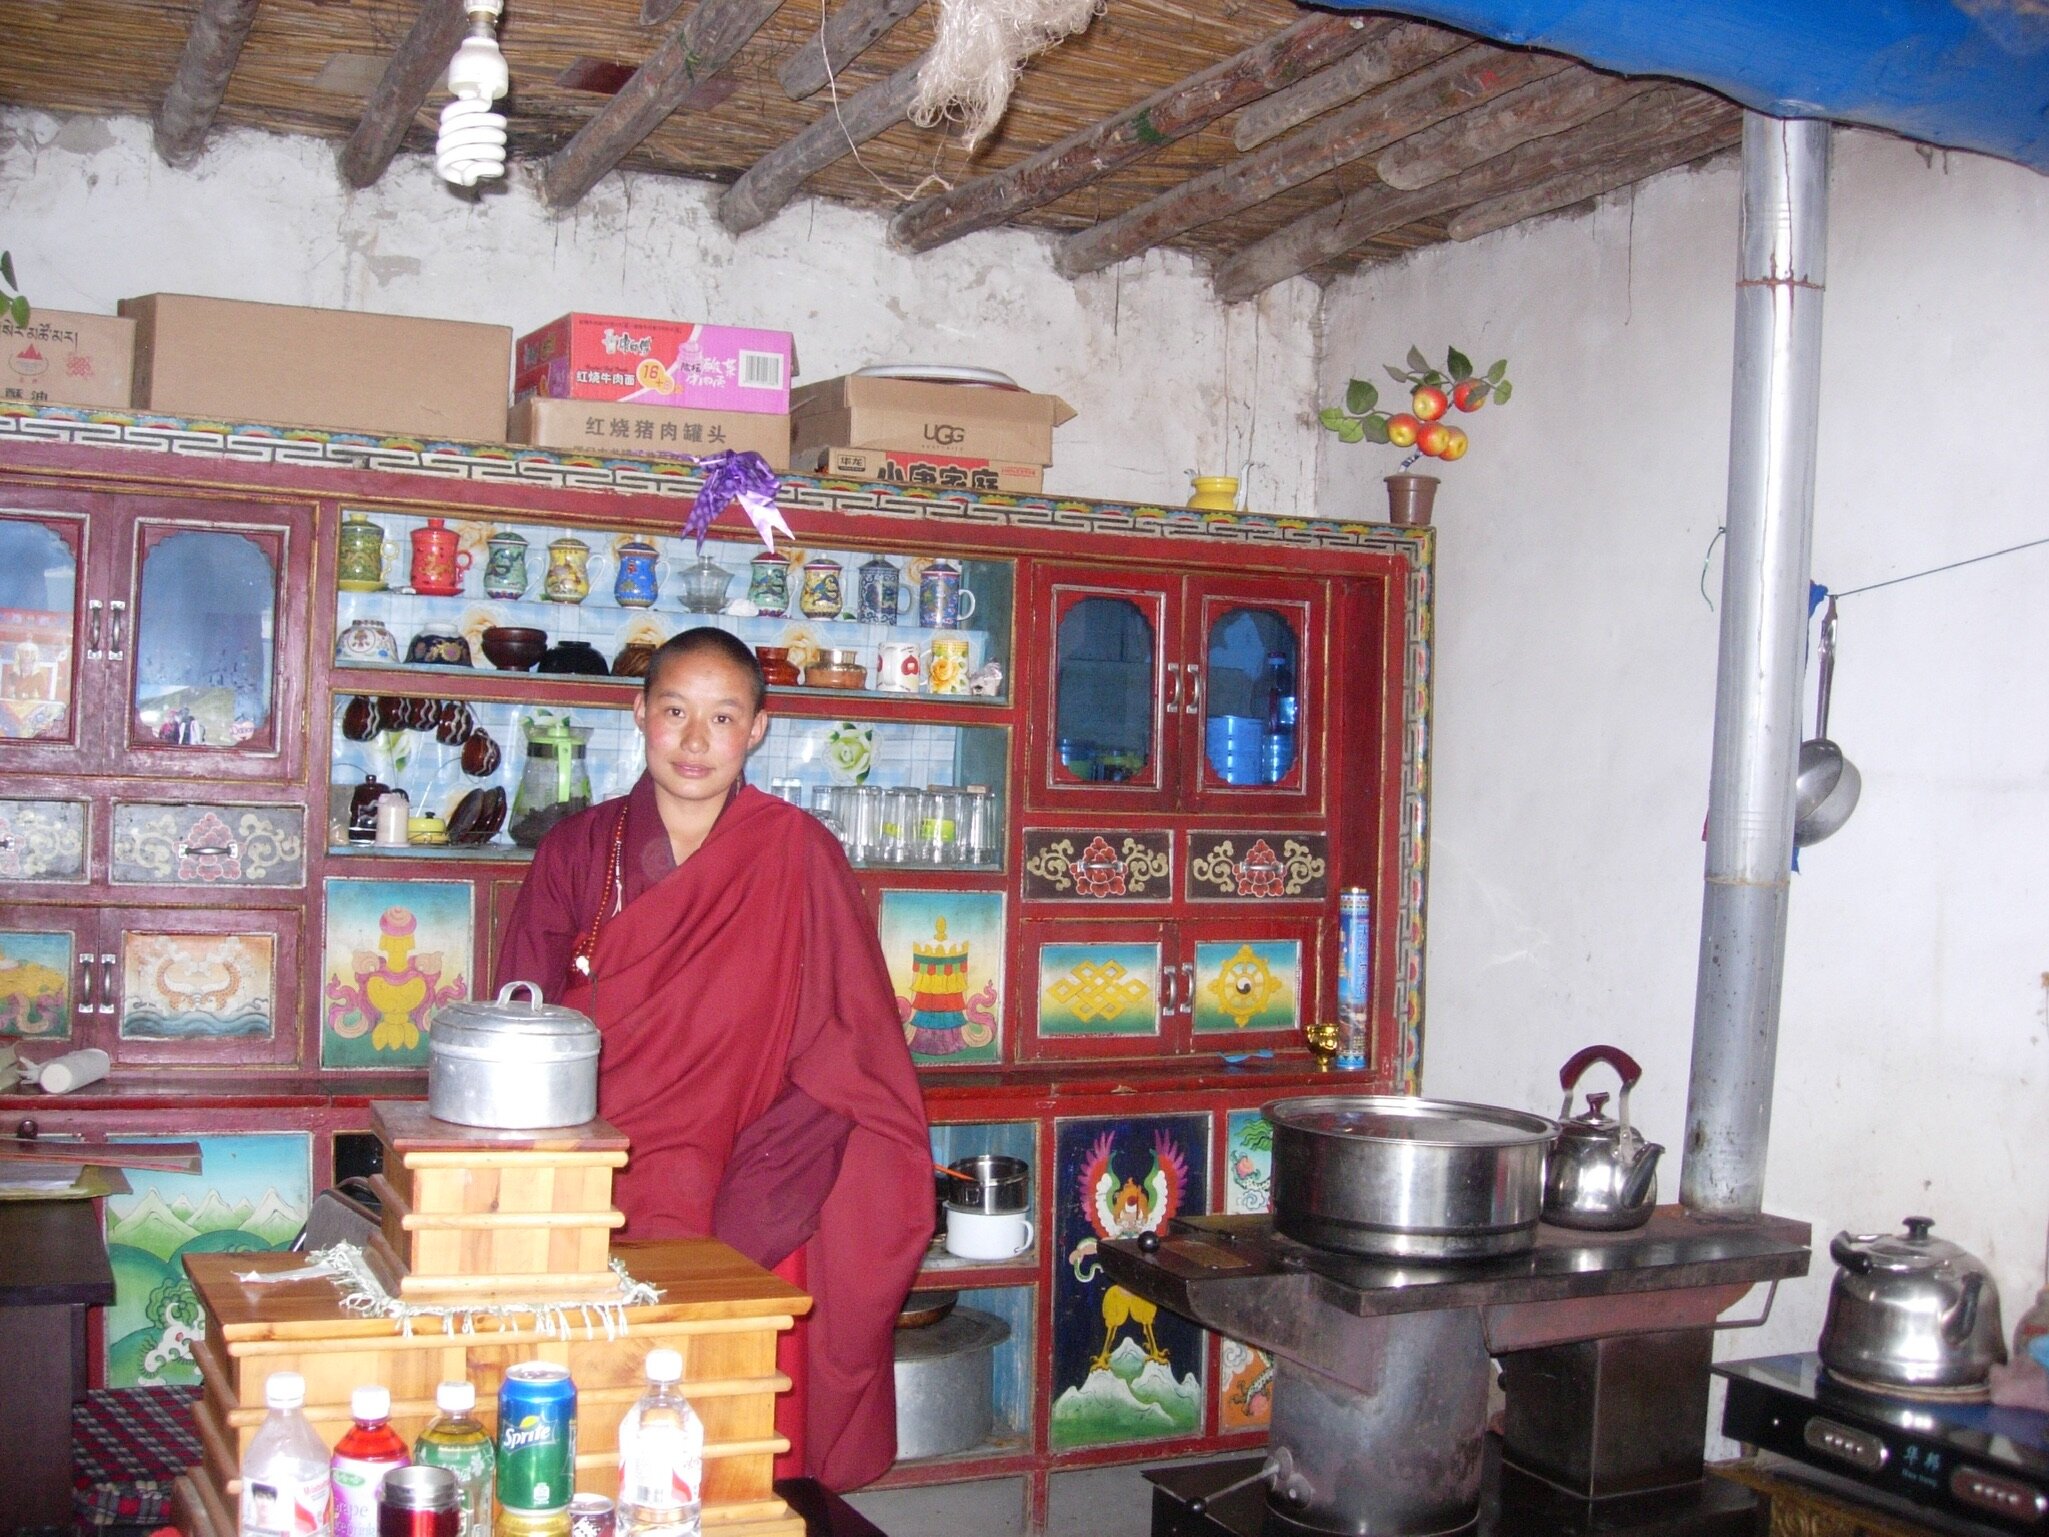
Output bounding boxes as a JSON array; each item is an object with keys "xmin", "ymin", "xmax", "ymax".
[{"xmin": 496, "ymin": 1362, "xmax": 577, "ymax": 1518}]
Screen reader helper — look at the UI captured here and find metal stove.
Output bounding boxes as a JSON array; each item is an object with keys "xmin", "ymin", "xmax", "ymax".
[
  {"xmin": 1719, "ymin": 1353, "xmax": 2049, "ymax": 1534},
  {"xmin": 1100, "ymin": 1208, "xmax": 1810, "ymax": 1537}
]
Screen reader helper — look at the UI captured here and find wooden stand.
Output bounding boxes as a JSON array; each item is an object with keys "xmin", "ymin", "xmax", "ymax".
[
  {"xmin": 364, "ymin": 1101, "xmax": 630, "ymax": 1303},
  {"xmin": 181, "ymin": 1240, "xmax": 812, "ymax": 1536}
]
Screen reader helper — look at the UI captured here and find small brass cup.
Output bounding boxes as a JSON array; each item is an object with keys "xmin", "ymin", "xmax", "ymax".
[{"xmin": 1303, "ymin": 1020, "xmax": 1342, "ymax": 1072}]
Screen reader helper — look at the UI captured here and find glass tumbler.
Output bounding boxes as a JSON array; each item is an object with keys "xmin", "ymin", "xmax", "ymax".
[
  {"xmin": 961, "ymin": 785, "xmax": 995, "ymax": 865},
  {"xmin": 920, "ymin": 787, "xmax": 962, "ymax": 865},
  {"xmin": 878, "ymin": 787, "xmax": 915, "ymax": 863}
]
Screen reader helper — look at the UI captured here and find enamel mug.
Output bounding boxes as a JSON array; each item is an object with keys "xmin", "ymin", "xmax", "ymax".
[
  {"xmin": 917, "ymin": 560, "xmax": 977, "ymax": 629},
  {"xmin": 945, "ymin": 1205, "xmax": 1034, "ymax": 1260},
  {"xmin": 927, "ymin": 632, "xmax": 972, "ymax": 696},
  {"xmin": 876, "ymin": 641, "xmax": 922, "ymax": 693}
]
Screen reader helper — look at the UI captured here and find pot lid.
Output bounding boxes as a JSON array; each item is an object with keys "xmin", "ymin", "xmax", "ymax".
[
  {"xmin": 1837, "ymin": 1216, "xmax": 1983, "ymax": 1275},
  {"xmin": 434, "ymin": 981, "xmax": 598, "ymax": 1041},
  {"xmin": 1264, "ymin": 1094, "xmax": 1556, "ymax": 1147},
  {"xmin": 1559, "ymin": 1091, "xmax": 1628, "ymax": 1142},
  {"xmin": 892, "ymin": 1305, "xmax": 1010, "ymax": 1362},
  {"xmin": 617, "ymin": 537, "xmax": 660, "ymax": 555}
]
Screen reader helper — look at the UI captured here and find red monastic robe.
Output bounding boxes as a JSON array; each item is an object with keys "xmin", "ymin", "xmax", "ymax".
[{"xmin": 496, "ymin": 778, "xmax": 932, "ymax": 1490}]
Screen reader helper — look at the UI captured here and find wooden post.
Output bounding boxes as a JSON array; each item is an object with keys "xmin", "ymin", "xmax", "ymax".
[
  {"xmin": 1232, "ymin": 21, "xmax": 1461, "ymax": 151},
  {"xmin": 1376, "ymin": 72, "xmax": 1653, "ymax": 191},
  {"xmin": 778, "ymin": 0, "xmax": 925, "ymax": 100},
  {"xmin": 541, "ymin": 0, "xmax": 790, "ymax": 208},
  {"xmin": 1211, "ymin": 91, "xmax": 1733, "ymax": 301},
  {"xmin": 339, "ymin": 0, "xmax": 469, "ymax": 189},
  {"xmin": 153, "ymin": 0, "xmax": 263, "ymax": 167},
  {"xmin": 720, "ymin": 57, "xmax": 923, "ymax": 232},
  {"xmin": 1446, "ymin": 121, "xmax": 1738, "ymax": 240},
  {"xmin": 888, "ymin": 12, "xmax": 1383, "ymax": 253},
  {"xmin": 1055, "ymin": 45, "xmax": 1567, "ymax": 279}
]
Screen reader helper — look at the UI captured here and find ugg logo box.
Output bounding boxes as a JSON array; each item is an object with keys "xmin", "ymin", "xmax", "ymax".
[
  {"xmin": 515, "ymin": 313, "xmax": 795, "ymax": 416},
  {"xmin": 791, "ymin": 373, "xmax": 1074, "ymax": 467}
]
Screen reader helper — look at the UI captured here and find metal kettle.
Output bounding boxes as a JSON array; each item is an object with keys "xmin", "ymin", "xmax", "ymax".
[
  {"xmin": 1819, "ymin": 1217, "xmax": 2007, "ymax": 1392},
  {"xmin": 1541, "ymin": 1044, "xmax": 1663, "ymax": 1230}
]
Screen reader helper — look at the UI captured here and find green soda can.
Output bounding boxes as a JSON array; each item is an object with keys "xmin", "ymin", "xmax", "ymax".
[
  {"xmin": 414, "ymin": 1381, "xmax": 495, "ymax": 1537},
  {"xmin": 496, "ymin": 1361, "xmax": 577, "ymax": 1517}
]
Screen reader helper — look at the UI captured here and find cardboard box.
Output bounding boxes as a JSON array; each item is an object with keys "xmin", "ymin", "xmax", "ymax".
[
  {"xmin": 0, "ymin": 310, "xmax": 135, "ymax": 410},
  {"xmin": 120, "ymin": 293, "xmax": 511, "ymax": 441},
  {"xmin": 791, "ymin": 374, "xmax": 1075, "ymax": 467},
  {"xmin": 815, "ymin": 445, "xmax": 1043, "ymax": 494},
  {"xmin": 516, "ymin": 313, "xmax": 794, "ymax": 416},
  {"xmin": 509, "ymin": 397, "xmax": 790, "ymax": 470}
]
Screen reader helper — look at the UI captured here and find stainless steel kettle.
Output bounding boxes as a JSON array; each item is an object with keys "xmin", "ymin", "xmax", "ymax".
[
  {"xmin": 1819, "ymin": 1217, "xmax": 2007, "ymax": 1392},
  {"xmin": 1541, "ymin": 1044, "xmax": 1663, "ymax": 1230}
]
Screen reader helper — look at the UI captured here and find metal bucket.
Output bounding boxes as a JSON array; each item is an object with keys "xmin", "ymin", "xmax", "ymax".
[
  {"xmin": 893, "ymin": 1306, "xmax": 1009, "ymax": 1460},
  {"xmin": 1266, "ymin": 1094, "xmax": 1558, "ymax": 1261},
  {"xmin": 428, "ymin": 981, "xmax": 601, "ymax": 1129}
]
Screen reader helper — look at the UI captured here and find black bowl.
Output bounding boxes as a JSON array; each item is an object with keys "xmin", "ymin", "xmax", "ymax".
[{"xmin": 537, "ymin": 640, "xmax": 610, "ymax": 676}]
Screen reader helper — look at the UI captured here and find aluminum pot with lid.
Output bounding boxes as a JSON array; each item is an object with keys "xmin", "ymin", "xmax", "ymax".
[
  {"xmin": 941, "ymin": 1154, "xmax": 1030, "ymax": 1214},
  {"xmin": 1819, "ymin": 1217, "xmax": 2007, "ymax": 1392},
  {"xmin": 1542, "ymin": 1044, "xmax": 1663, "ymax": 1231},
  {"xmin": 429, "ymin": 980, "xmax": 602, "ymax": 1129},
  {"xmin": 1266, "ymin": 1095, "xmax": 1558, "ymax": 1261}
]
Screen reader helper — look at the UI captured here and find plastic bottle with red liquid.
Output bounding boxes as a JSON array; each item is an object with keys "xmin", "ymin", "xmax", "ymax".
[{"xmin": 332, "ymin": 1384, "xmax": 410, "ymax": 1537}]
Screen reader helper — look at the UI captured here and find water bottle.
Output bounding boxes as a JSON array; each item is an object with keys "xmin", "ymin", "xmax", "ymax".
[
  {"xmin": 238, "ymin": 1371, "xmax": 334, "ymax": 1537},
  {"xmin": 1260, "ymin": 650, "xmax": 1298, "ymax": 784},
  {"xmin": 331, "ymin": 1384, "xmax": 409, "ymax": 1537},
  {"xmin": 413, "ymin": 1381, "xmax": 495, "ymax": 1537},
  {"xmin": 616, "ymin": 1348, "xmax": 704, "ymax": 1537}
]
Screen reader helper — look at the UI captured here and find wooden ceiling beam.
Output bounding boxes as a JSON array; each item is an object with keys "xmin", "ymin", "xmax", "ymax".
[
  {"xmin": 778, "ymin": 0, "xmax": 924, "ymax": 100},
  {"xmin": 1055, "ymin": 45, "xmax": 1567, "ymax": 279},
  {"xmin": 339, "ymin": 0, "xmax": 468, "ymax": 189},
  {"xmin": 1446, "ymin": 117, "xmax": 1739, "ymax": 240},
  {"xmin": 1376, "ymin": 70, "xmax": 1652, "ymax": 191},
  {"xmin": 153, "ymin": 0, "xmax": 263, "ymax": 167},
  {"xmin": 720, "ymin": 56, "xmax": 923, "ymax": 232},
  {"xmin": 1233, "ymin": 21, "xmax": 1462, "ymax": 151},
  {"xmin": 541, "ymin": 0, "xmax": 789, "ymax": 208},
  {"xmin": 888, "ymin": 12, "xmax": 1389, "ymax": 254},
  {"xmin": 1211, "ymin": 88, "xmax": 1733, "ymax": 302}
]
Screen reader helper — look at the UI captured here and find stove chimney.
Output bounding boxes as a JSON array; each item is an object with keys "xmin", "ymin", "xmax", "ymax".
[{"xmin": 1681, "ymin": 113, "xmax": 1831, "ymax": 1216}]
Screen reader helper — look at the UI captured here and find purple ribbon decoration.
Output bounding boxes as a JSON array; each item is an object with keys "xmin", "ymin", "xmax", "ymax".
[{"xmin": 684, "ymin": 450, "xmax": 792, "ymax": 552}]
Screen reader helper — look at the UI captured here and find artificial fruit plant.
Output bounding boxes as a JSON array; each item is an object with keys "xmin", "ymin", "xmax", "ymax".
[{"xmin": 1320, "ymin": 345, "xmax": 1511, "ymax": 463}]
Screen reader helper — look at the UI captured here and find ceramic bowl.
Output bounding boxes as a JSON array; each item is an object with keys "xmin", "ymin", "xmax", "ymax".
[
  {"xmin": 612, "ymin": 641, "xmax": 658, "ymax": 678},
  {"xmin": 538, "ymin": 639, "xmax": 610, "ymax": 676},
  {"xmin": 481, "ymin": 626, "xmax": 547, "ymax": 671}
]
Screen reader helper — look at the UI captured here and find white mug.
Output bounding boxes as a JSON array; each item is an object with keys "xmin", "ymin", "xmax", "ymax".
[
  {"xmin": 945, "ymin": 1204, "xmax": 1034, "ymax": 1260},
  {"xmin": 876, "ymin": 641, "xmax": 923, "ymax": 693}
]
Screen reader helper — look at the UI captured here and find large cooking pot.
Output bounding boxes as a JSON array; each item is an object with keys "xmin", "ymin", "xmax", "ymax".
[
  {"xmin": 1819, "ymin": 1217, "xmax": 2007, "ymax": 1393},
  {"xmin": 1266, "ymin": 1095, "xmax": 1559, "ymax": 1261},
  {"xmin": 428, "ymin": 981, "xmax": 601, "ymax": 1129},
  {"xmin": 894, "ymin": 1305, "xmax": 1010, "ymax": 1459}
]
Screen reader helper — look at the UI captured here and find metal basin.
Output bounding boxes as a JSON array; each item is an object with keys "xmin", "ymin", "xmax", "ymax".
[
  {"xmin": 893, "ymin": 1306, "xmax": 1010, "ymax": 1460},
  {"xmin": 1266, "ymin": 1095, "xmax": 1559, "ymax": 1261}
]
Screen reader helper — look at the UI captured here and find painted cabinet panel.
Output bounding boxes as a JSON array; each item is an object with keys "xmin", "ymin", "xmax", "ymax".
[
  {"xmin": 1021, "ymin": 919, "xmax": 1170, "ymax": 1060},
  {"xmin": 110, "ymin": 801, "xmax": 308, "ymax": 888},
  {"xmin": 105, "ymin": 905, "xmax": 302, "ymax": 1067},
  {"xmin": 1020, "ymin": 827, "xmax": 1173, "ymax": 903},
  {"xmin": 0, "ymin": 903, "xmax": 93, "ymax": 1042},
  {"xmin": 1184, "ymin": 830, "xmax": 1329, "ymax": 903},
  {"xmin": 0, "ymin": 507, "xmax": 89, "ymax": 770},
  {"xmin": 0, "ymin": 796, "xmax": 89, "ymax": 884}
]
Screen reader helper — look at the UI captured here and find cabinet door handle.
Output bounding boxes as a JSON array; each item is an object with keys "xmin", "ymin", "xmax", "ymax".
[
  {"xmin": 85, "ymin": 599, "xmax": 104, "ymax": 661},
  {"xmin": 1178, "ymin": 962, "xmax": 1195, "ymax": 1016},
  {"xmin": 106, "ymin": 599, "xmax": 127, "ymax": 662},
  {"xmin": 1185, "ymin": 665, "xmax": 1204, "ymax": 719},
  {"xmin": 1159, "ymin": 963, "xmax": 1178, "ymax": 1017},
  {"xmin": 99, "ymin": 953, "xmax": 118, "ymax": 1015},
  {"xmin": 1164, "ymin": 661, "xmax": 1183, "ymax": 715},
  {"xmin": 77, "ymin": 953, "xmax": 95, "ymax": 1014}
]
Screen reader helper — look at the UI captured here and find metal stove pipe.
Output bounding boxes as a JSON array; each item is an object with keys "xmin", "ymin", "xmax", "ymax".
[{"xmin": 1681, "ymin": 113, "xmax": 1831, "ymax": 1216}]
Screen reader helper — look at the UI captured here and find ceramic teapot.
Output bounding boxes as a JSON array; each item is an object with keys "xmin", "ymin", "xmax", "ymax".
[{"xmin": 1541, "ymin": 1044, "xmax": 1663, "ymax": 1230}]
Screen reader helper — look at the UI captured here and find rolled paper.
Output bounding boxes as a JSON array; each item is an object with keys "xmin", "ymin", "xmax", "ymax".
[{"xmin": 37, "ymin": 1047, "xmax": 111, "ymax": 1094}]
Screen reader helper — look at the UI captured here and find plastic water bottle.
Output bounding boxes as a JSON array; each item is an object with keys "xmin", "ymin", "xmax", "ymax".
[
  {"xmin": 616, "ymin": 1348, "xmax": 704, "ymax": 1537},
  {"xmin": 413, "ymin": 1381, "xmax": 495, "ymax": 1537},
  {"xmin": 238, "ymin": 1371, "xmax": 333, "ymax": 1537},
  {"xmin": 331, "ymin": 1384, "xmax": 409, "ymax": 1537}
]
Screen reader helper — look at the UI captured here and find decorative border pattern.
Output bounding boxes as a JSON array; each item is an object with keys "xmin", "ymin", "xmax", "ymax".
[{"xmin": 0, "ymin": 403, "xmax": 1434, "ymax": 1085}]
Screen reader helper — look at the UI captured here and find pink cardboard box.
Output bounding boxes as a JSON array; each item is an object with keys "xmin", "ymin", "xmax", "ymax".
[{"xmin": 515, "ymin": 313, "xmax": 794, "ymax": 416}]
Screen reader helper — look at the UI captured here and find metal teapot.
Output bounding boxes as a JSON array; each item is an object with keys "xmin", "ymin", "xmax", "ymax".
[
  {"xmin": 1541, "ymin": 1044, "xmax": 1663, "ymax": 1230},
  {"xmin": 1819, "ymin": 1217, "xmax": 2007, "ymax": 1392}
]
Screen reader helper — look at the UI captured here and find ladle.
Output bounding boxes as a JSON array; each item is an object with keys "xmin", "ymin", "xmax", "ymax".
[{"xmin": 1794, "ymin": 597, "xmax": 1861, "ymax": 846}]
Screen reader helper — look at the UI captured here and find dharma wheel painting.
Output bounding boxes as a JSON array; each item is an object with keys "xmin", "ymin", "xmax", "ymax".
[
  {"xmin": 102, "ymin": 1132, "xmax": 309, "ymax": 1387},
  {"xmin": 1051, "ymin": 1113, "xmax": 1209, "ymax": 1449},
  {"xmin": 320, "ymin": 877, "xmax": 472, "ymax": 1069},
  {"xmin": 878, "ymin": 889, "xmax": 1004, "ymax": 1066}
]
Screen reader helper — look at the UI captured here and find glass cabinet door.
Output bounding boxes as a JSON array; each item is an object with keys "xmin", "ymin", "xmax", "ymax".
[
  {"xmin": 1034, "ymin": 570, "xmax": 1176, "ymax": 811},
  {"xmin": 1186, "ymin": 578, "xmax": 1324, "ymax": 812},
  {"xmin": 0, "ymin": 509, "xmax": 89, "ymax": 769},
  {"xmin": 117, "ymin": 506, "xmax": 310, "ymax": 780}
]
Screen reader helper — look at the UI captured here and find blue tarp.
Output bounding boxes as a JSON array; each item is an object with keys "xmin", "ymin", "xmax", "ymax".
[{"xmin": 1315, "ymin": 1, "xmax": 2049, "ymax": 173}]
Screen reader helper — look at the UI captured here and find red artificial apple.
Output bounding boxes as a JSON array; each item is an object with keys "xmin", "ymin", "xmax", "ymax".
[
  {"xmin": 1386, "ymin": 413, "xmax": 1422, "ymax": 447},
  {"xmin": 1412, "ymin": 385, "xmax": 1449, "ymax": 421},
  {"xmin": 1416, "ymin": 421, "xmax": 1452, "ymax": 457},
  {"xmin": 1439, "ymin": 427, "xmax": 1469, "ymax": 461},
  {"xmin": 1451, "ymin": 379, "xmax": 1487, "ymax": 412}
]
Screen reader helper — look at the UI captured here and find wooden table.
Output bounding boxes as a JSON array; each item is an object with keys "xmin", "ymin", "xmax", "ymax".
[
  {"xmin": 1716, "ymin": 1455, "xmax": 1958, "ymax": 1537},
  {"xmin": 0, "ymin": 1199, "xmax": 116, "ymax": 1529}
]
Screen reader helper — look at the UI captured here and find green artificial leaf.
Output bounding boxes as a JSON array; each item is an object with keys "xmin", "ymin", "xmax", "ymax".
[
  {"xmin": 1406, "ymin": 344, "xmax": 1429, "ymax": 373},
  {"xmin": 1420, "ymin": 371, "xmax": 1446, "ymax": 389},
  {"xmin": 1336, "ymin": 418, "xmax": 1367, "ymax": 444},
  {"xmin": 1319, "ymin": 406, "xmax": 1349, "ymax": 432},
  {"xmin": 1362, "ymin": 414, "xmax": 1392, "ymax": 444},
  {"xmin": 1345, "ymin": 378, "xmax": 1378, "ymax": 414},
  {"xmin": 1447, "ymin": 347, "xmax": 1472, "ymax": 381},
  {"xmin": 1487, "ymin": 358, "xmax": 1507, "ymax": 384},
  {"xmin": 7, "ymin": 295, "xmax": 25, "ymax": 329},
  {"xmin": 1493, "ymin": 379, "xmax": 1513, "ymax": 404},
  {"xmin": 1464, "ymin": 379, "xmax": 1491, "ymax": 407},
  {"xmin": 0, "ymin": 252, "xmax": 14, "ymax": 289},
  {"xmin": 1384, "ymin": 364, "xmax": 1411, "ymax": 386}
]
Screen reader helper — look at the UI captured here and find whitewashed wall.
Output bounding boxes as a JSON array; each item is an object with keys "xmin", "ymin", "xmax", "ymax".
[
  {"xmin": 0, "ymin": 108, "xmax": 1322, "ymax": 512},
  {"xmin": 1319, "ymin": 129, "xmax": 2049, "ymax": 1398}
]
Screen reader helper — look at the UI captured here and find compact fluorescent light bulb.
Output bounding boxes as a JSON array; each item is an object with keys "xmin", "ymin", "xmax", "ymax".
[{"xmin": 437, "ymin": 0, "xmax": 509, "ymax": 187}]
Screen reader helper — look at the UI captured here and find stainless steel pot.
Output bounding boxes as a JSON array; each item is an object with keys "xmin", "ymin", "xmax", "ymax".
[
  {"xmin": 1819, "ymin": 1216, "xmax": 2007, "ymax": 1392},
  {"xmin": 1266, "ymin": 1095, "xmax": 1559, "ymax": 1261},
  {"xmin": 1542, "ymin": 1045, "xmax": 1663, "ymax": 1231},
  {"xmin": 894, "ymin": 1305, "xmax": 1010, "ymax": 1459},
  {"xmin": 941, "ymin": 1154, "xmax": 1030, "ymax": 1214},
  {"xmin": 428, "ymin": 980, "xmax": 602, "ymax": 1129}
]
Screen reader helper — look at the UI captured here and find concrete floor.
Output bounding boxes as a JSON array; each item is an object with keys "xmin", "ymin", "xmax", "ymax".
[{"xmin": 846, "ymin": 1459, "xmax": 1204, "ymax": 1537}]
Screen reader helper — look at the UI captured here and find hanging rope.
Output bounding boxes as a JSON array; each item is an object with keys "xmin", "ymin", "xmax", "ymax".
[{"xmin": 1831, "ymin": 532, "xmax": 2049, "ymax": 599}]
